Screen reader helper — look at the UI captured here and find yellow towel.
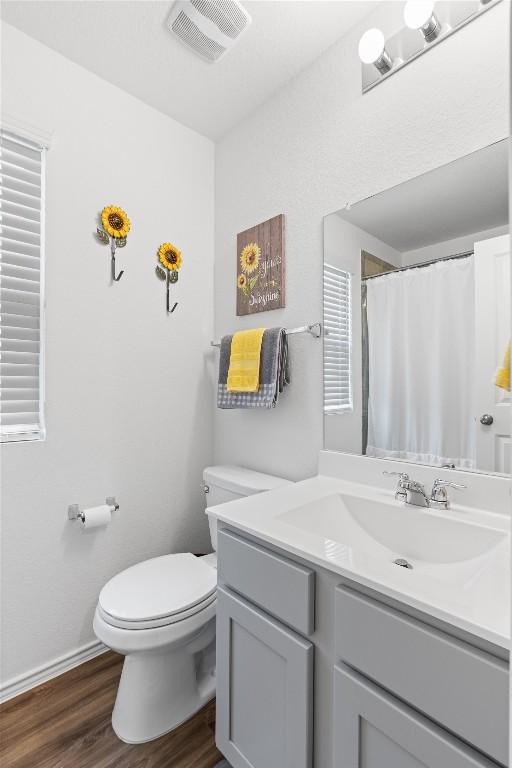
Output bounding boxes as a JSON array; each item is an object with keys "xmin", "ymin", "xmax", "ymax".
[
  {"xmin": 495, "ymin": 341, "xmax": 510, "ymax": 392},
  {"xmin": 227, "ymin": 328, "xmax": 266, "ymax": 392}
]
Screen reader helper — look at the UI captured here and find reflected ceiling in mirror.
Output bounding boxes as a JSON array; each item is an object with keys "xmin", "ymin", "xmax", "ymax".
[{"xmin": 323, "ymin": 139, "xmax": 510, "ymax": 476}]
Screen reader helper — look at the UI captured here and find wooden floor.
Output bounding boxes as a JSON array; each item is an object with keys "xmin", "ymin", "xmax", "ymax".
[{"xmin": 0, "ymin": 651, "xmax": 224, "ymax": 768}]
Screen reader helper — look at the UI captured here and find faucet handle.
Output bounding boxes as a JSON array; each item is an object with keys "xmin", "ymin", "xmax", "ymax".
[
  {"xmin": 432, "ymin": 478, "xmax": 467, "ymax": 492},
  {"xmin": 383, "ymin": 471, "xmax": 409, "ymax": 501},
  {"xmin": 430, "ymin": 478, "xmax": 466, "ymax": 508}
]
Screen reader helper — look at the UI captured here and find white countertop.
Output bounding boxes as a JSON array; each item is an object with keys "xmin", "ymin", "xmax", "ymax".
[{"xmin": 207, "ymin": 473, "xmax": 510, "ymax": 650}]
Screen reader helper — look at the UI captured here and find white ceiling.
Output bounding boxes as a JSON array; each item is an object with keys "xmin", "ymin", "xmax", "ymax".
[
  {"xmin": 1, "ymin": 0, "xmax": 377, "ymax": 140},
  {"xmin": 337, "ymin": 140, "xmax": 509, "ymax": 252}
]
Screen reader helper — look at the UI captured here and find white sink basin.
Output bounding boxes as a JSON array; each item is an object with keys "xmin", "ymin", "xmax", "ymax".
[
  {"xmin": 277, "ymin": 493, "xmax": 506, "ymax": 566},
  {"xmin": 208, "ymin": 463, "xmax": 510, "ymax": 648}
]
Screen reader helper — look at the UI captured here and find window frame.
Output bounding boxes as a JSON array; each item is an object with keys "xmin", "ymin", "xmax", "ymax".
[
  {"xmin": 1, "ymin": 128, "xmax": 47, "ymax": 443},
  {"xmin": 323, "ymin": 262, "xmax": 353, "ymax": 415}
]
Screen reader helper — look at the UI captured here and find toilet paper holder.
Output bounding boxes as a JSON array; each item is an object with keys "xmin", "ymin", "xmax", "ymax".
[{"xmin": 68, "ymin": 496, "xmax": 120, "ymax": 522}]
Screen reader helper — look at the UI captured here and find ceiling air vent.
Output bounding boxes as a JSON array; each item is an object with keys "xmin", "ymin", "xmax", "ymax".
[{"xmin": 166, "ymin": 0, "xmax": 252, "ymax": 62}]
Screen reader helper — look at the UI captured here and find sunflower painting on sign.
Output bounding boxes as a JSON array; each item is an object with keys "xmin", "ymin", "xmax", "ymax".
[{"xmin": 236, "ymin": 214, "xmax": 285, "ymax": 316}]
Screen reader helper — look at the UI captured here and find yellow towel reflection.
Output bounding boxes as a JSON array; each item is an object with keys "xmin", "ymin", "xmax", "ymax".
[{"xmin": 495, "ymin": 342, "xmax": 510, "ymax": 392}]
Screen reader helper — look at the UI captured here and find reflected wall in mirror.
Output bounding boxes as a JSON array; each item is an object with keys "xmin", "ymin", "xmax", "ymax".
[{"xmin": 323, "ymin": 140, "xmax": 510, "ymax": 476}]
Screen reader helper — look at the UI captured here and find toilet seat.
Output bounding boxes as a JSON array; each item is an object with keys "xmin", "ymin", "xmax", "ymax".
[
  {"xmin": 98, "ymin": 592, "xmax": 217, "ymax": 630},
  {"xmin": 98, "ymin": 553, "xmax": 217, "ymax": 630}
]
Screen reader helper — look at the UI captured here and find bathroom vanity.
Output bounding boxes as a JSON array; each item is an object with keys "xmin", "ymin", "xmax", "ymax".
[
  {"xmin": 205, "ymin": 136, "xmax": 512, "ymax": 768},
  {"xmin": 210, "ymin": 137, "xmax": 511, "ymax": 768},
  {"xmin": 208, "ymin": 453, "xmax": 510, "ymax": 768}
]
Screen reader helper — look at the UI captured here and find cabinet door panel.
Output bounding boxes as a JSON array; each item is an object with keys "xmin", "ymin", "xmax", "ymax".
[
  {"xmin": 360, "ymin": 720, "xmax": 430, "ymax": 768},
  {"xmin": 334, "ymin": 665, "xmax": 499, "ymax": 768},
  {"xmin": 216, "ymin": 586, "xmax": 313, "ymax": 768}
]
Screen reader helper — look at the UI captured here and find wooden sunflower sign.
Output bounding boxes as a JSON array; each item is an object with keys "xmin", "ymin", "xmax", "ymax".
[
  {"xmin": 95, "ymin": 205, "xmax": 131, "ymax": 281},
  {"xmin": 236, "ymin": 214, "xmax": 285, "ymax": 316},
  {"xmin": 155, "ymin": 242, "xmax": 182, "ymax": 313}
]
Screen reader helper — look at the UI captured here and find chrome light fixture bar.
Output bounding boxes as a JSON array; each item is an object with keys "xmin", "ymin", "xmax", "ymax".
[{"xmin": 359, "ymin": 0, "xmax": 502, "ymax": 93}]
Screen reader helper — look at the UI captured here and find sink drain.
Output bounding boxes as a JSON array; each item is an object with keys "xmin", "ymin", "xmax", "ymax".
[{"xmin": 393, "ymin": 558, "xmax": 413, "ymax": 569}]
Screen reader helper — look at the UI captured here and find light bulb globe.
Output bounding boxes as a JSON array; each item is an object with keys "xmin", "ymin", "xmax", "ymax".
[
  {"xmin": 404, "ymin": 0, "xmax": 435, "ymax": 30},
  {"xmin": 358, "ymin": 28, "xmax": 385, "ymax": 64}
]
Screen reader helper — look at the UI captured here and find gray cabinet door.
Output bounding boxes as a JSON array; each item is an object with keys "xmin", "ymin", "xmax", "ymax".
[
  {"xmin": 334, "ymin": 665, "xmax": 500, "ymax": 768},
  {"xmin": 216, "ymin": 586, "xmax": 313, "ymax": 768}
]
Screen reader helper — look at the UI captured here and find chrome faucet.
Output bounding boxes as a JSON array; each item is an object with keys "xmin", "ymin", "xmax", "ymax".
[
  {"xmin": 403, "ymin": 479, "xmax": 430, "ymax": 507},
  {"xmin": 383, "ymin": 472, "xmax": 466, "ymax": 509},
  {"xmin": 383, "ymin": 474, "xmax": 430, "ymax": 507}
]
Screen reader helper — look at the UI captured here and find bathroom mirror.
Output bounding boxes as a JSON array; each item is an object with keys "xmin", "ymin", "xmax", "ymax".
[{"xmin": 323, "ymin": 139, "xmax": 510, "ymax": 476}]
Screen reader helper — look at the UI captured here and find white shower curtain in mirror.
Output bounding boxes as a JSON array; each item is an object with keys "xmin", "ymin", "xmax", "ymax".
[{"xmin": 366, "ymin": 257, "xmax": 476, "ymax": 469}]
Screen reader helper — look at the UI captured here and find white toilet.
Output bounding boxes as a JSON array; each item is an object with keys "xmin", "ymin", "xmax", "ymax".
[{"xmin": 93, "ymin": 465, "xmax": 290, "ymax": 744}]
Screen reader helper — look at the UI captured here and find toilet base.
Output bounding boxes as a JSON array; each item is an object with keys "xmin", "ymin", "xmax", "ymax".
[{"xmin": 112, "ymin": 637, "xmax": 216, "ymax": 743}]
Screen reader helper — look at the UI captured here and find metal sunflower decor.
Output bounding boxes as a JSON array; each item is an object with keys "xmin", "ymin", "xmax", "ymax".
[
  {"xmin": 95, "ymin": 205, "xmax": 131, "ymax": 281},
  {"xmin": 155, "ymin": 242, "xmax": 182, "ymax": 313}
]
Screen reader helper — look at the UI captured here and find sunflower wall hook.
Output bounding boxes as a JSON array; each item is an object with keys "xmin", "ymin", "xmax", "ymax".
[
  {"xmin": 155, "ymin": 242, "xmax": 182, "ymax": 313},
  {"xmin": 96, "ymin": 205, "xmax": 131, "ymax": 281}
]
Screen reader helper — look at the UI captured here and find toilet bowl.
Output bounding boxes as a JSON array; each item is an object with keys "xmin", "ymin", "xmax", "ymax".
[
  {"xmin": 94, "ymin": 553, "xmax": 217, "ymax": 743},
  {"xmin": 94, "ymin": 465, "xmax": 290, "ymax": 743}
]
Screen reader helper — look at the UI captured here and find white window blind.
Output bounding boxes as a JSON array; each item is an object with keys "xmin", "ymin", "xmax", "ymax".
[
  {"xmin": 0, "ymin": 129, "xmax": 46, "ymax": 442},
  {"xmin": 323, "ymin": 263, "xmax": 352, "ymax": 413}
]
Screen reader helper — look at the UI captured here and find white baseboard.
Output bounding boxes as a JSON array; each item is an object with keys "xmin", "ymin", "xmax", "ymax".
[{"xmin": 0, "ymin": 640, "xmax": 107, "ymax": 704}]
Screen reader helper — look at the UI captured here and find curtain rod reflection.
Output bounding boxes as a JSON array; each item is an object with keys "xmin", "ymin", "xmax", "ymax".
[{"xmin": 361, "ymin": 250, "xmax": 473, "ymax": 281}]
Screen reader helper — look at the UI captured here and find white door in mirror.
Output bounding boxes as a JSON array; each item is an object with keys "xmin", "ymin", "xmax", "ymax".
[{"xmin": 474, "ymin": 235, "xmax": 511, "ymax": 473}]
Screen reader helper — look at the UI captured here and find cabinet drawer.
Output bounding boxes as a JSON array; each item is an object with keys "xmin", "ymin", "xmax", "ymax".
[
  {"xmin": 334, "ymin": 664, "xmax": 500, "ymax": 768},
  {"xmin": 217, "ymin": 528, "xmax": 314, "ymax": 635},
  {"xmin": 335, "ymin": 586, "xmax": 509, "ymax": 766}
]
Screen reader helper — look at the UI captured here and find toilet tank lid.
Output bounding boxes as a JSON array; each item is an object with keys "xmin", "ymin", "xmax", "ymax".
[{"xmin": 203, "ymin": 465, "xmax": 291, "ymax": 496}]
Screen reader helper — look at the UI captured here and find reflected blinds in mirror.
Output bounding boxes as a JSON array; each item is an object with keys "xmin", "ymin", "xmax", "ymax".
[
  {"xmin": 324, "ymin": 264, "xmax": 352, "ymax": 413},
  {"xmin": 0, "ymin": 130, "xmax": 45, "ymax": 442}
]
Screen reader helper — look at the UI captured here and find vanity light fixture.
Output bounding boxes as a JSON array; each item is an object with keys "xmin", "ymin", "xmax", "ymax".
[
  {"xmin": 359, "ymin": 0, "xmax": 502, "ymax": 93},
  {"xmin": 358, "ymin": 28, "xmax": 392, "ymax": 74},
  {"xmin": 403, "ymin": 0, "xmax": 441, "ymax": 42}
]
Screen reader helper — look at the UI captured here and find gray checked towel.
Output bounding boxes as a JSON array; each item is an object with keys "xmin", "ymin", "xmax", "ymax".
[{"xmin": 217, "ymin": 327, "xmax": 290, "ymax": 409}]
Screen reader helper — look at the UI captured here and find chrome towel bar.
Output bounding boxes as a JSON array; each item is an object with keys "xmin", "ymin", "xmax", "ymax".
[{"xmin": 210, "ymin": 322, "xmax": 322, "ymax": 348}]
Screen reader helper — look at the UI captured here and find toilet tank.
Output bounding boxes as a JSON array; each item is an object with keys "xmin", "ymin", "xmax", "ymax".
[{"xmin": 203, "ymin": 465, "xmax": 291, "ymax": 550}]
